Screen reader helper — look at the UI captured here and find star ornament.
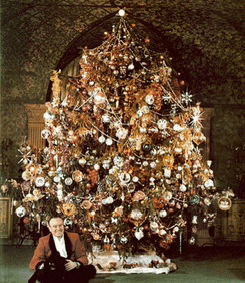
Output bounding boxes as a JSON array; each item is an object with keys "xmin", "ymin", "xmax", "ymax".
[
  {"xmin": 17, "ymin": 148, "xmax": 33, "ymax": 164},
  {"xmin": 111, "ymin": 217, "xmax": 118, "ymax": 224},
  {"xmin": 189, "ymin": 103, "xmax": 204, "ymax": 128},
  {"xmin": 181, "ymin": 91, "xmax": 193, "ymax": 105}
]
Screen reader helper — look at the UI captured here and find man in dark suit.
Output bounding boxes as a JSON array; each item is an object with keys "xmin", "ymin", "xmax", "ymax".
[{"xmin": 29, "ymin": 217, "xmax": 96, "ymax": 283}]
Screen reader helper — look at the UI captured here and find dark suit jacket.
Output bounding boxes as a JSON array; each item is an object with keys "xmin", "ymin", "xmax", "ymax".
[{"xmin": 30, "ymin": 232, "xmax": 88, "ymax": 270}]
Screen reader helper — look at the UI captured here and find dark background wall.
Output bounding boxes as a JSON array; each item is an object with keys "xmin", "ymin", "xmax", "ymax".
[{"xmin": 1, "ymin": 0, "xmax": 245, "ymax": 197}]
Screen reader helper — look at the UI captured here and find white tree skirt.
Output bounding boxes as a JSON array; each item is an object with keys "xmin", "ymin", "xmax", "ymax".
[{"xmin": 88, "ymin": 251, "xmax": 177, "ymax": 274}]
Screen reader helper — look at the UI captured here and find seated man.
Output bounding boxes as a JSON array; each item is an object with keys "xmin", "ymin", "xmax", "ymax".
[{"xmin": 28, "ymin": 217, "xmax": 96, "ymax": 283}]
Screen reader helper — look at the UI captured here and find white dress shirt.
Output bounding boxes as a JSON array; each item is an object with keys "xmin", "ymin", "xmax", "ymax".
[{"xmin": 53, "ymin": 235, "xmax": 67, "ymax": 258}]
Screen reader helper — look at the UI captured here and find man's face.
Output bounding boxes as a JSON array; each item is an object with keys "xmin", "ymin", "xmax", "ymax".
[{"xmin": 48, "ymin": 218, "xmax": 64, "ymax": 239}]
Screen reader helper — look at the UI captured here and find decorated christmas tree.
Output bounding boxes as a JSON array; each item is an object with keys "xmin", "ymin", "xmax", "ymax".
[{"xmin": 14, "ymin": 10, "xmax": 224, "ymax": 256}]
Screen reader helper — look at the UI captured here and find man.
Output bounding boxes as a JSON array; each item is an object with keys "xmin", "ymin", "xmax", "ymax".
[{"xmin": 28, "ymin": 217, "xmax": 96, "ymax": 283}]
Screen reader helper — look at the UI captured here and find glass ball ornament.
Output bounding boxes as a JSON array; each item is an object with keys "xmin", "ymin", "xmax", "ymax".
[
  {"xmin": 65, "ymin": 177, "xmax": 73, "ymax": 186},
  {"xmin": 218, "ymin": 196, "xmax": 232, "ymax": 210},
  {"xmin": 145, "ymin": 94, "xmax": 154, "ymax": 105},
  {"xmin": 119, "ymin": 172, "xmax": 131, "ymax": 184},
  {"xmin": 64, "ymin": 218, "xmax": 73, "ymax": 226},
  {"xmin": 143, "ymin": 161, "xmax": 149, "ymax": 167},
  {"xmin": 163, "ymin": 191, "xmax": 172, "ymax": 201},
  {"xmin": 150, "ymin": 162, "xmax": 156, "ymax": 169},
  {"xmin": 142, "ymin": 143, "xmax": 152, "ymax": 151},
  {"xmin": 173, "ymin": 226, "xmax": 179, "ymax": 234},
  {"xmin": 106, "ymin": 138, "xmax": 113, "ymax": 146},
  {"xmin": 204, "ymin": 179, "xmax": 214, "ymax": 188},
  {"xmin": 164, "ymin": 169, "xmax": 171, "ymax": 178},
  {"xmin": 120, "ymin": 235, "xmax": 128, "ymax": 244},
  {"xmin": 79, "ymin": 158, "xmax": 87, "ymax": 165},
  {"xmin": 22, "ymin": 171, "xmax": 31, "ymax": 181},
  {"xmin": 137, "ymin": 110, "xmax": 144, "ymax": 118},
  {"xmin": 159, "ymin": 210, "xmax": 167, "ymax": 218},
  {"xmin": 132, "ymin": 176, "xmax": 139, "ymax": 182},
  {"xmin": 179, "ymin": 184, "xmax": 187, "ymax": 192},
  {"xmin": 72, "ymin": 170, "xmax": 84, "ymax": 182},
  {"xmin": 92, "ymin": 233, "xmax": 100, "ymax": 241},
  {"xmin": 35, "ymin": 176, "xmax": 45, "ymax": 187},
  {"xmin": 98, "ymin": 136, "xmax": 106, "ymax": 143},
  {"xmin": 53, "ymin": 176, "xmax": 61, "ymax": 183},
  {"xmin": 94, "ymin": 164, "xmax": 100, "ymax": 170},
  {"xmin": 41, "ymin": 129, "xmax": 51, "ymax": 139},
  {"xmin": 16, "ymin": 205, "xmax": 26, "ymax": 218}
]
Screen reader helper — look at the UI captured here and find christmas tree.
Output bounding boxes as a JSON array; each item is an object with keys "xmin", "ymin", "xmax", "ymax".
[{"xmin": 15, "ymin": 10, "xmax": 221, "ymax": 256}]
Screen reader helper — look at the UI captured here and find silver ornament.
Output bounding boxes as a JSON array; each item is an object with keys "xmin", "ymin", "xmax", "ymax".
[
  {"xmin": 16, "ymin": 205, "xmax": 26, "ymax": 218},
  {"xmin": 135, "ymin": 229, "xmax": 144, "ymax": 240}
]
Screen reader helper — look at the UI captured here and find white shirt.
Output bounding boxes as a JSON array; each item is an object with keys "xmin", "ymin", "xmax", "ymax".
[{"xmin": 53, "ymin": 235, "xmax": 67, "ymax": 258}]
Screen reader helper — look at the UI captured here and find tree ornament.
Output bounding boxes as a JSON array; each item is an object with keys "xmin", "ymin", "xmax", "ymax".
[
  {"xmin": 106, "ymin": 138, "xmax": 113, "ymax": 145},
  {"xmin": 142, "ymin": 143, "xmax": 152, "ymax": 151},
  {"xmin": 64, "ymin": 177, "xmax": 73, "ymax": 186},
  {"xmin": 16, "ymin": 205, "xmax": 26, "ymax": 218},
  {"xmin": 72, "ymin": 170, "xmax": 84, "ymax": 182},
  {"xmin": 218, "ymin": 196, "xmax": 232, "ymax": 210},
  {"xmin": 63, "ymin": 203, "xmax": 77, "ymax": 217},
  {"xmin": 145, "ymin": 94, "xmax": 154, "ymax": 105},
  {"xmin": 135, "ymin": 229, "xmax": 144, "ymax": 240},
  {"xmin": 192, "ymin": 129, "xmax": 206, "ymax": 145},
  {"xmin": 150, "ymin": 221, "xmax": 159, "ymax": 232},
  {"xmin": 120, "ymin": 235, "xmax": 128, "ymax": 244},
  {"xmin": 116, "ymin": 127, "xmax": 128, "ymax": 140},
  {"xmin": 129, "ymin": 208, "xmax": 143, "ymax": 221},
  {"xmin": 159, "ymin": 210, "xmax": 167, "ymax": 218}
]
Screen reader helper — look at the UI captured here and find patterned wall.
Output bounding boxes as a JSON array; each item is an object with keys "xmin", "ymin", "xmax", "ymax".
[{"xmin": 1, "ymin": 0, "xmax": 245, "ymax": 194}]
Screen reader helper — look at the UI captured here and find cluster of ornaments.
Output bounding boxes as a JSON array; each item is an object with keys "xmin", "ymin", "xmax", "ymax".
[{"xmin": 15, "ymin": 10, "xmax": 225, "ymax": 252}]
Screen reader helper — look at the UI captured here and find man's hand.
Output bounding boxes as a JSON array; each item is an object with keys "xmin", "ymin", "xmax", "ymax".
[{"xmin": 65, "ymin": 259, "xmax": 77, "ymax": 271}]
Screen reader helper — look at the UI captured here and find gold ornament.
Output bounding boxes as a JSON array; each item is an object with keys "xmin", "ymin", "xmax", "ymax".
[
  {"xmin": 72, "ymin": 170, "xmax": 84, "ymax": 182},
  {"xmin": 162, "ymin": 155, "xmax": 174, "ymax": 169},
  {"xmin": 192, "ymin": 129, "xmax": 206, "ymax": 145},
  {"xmin": 132, "ymin": 191, "xmax": 146, "ymax": 202},
  {"xmin": 80, "ymin": 200, "xmax": 92, "ymax": 210},
  {"xmin": 218, "ymin": 197, "xmax": 232, "ymax": 210},
  {"xmin": 62, "ymin": 203, "xmax": 77, "ymax": 217}
]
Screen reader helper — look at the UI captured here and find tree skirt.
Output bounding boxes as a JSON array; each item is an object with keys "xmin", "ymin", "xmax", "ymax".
[{"xmin": 88, "ymin": 251, "xmax": 177, "ymax": 274}]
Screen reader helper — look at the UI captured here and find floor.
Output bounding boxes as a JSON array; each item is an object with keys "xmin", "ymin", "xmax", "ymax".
[{"xmin": 0, "ymin": 245, "xmax": 245, "ymax": 283}]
